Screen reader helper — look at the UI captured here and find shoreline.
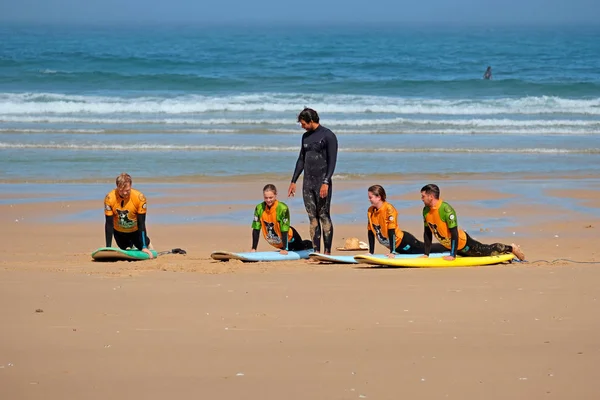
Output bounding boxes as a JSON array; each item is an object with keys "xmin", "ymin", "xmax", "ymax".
[
  {"xmin": 2, "ymin": 175, "xmax": 599, "ymax": 271},
  {"xmin": 2, "ymin": 171, "xmax": 600, "ymax": 185}
]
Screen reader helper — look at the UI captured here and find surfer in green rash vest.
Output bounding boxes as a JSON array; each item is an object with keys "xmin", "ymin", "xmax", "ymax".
[
  {"xmin": 251, "ymin": 184, "xmax": 313, "ymax": 254},
  {"xmin": 420, "ymin": 184, "xmax": 525, "ymax": 261}
]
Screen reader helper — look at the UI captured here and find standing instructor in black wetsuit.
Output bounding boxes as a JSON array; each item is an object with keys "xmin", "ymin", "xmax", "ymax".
[{"xmin": 288, "ymin": 108, "xmax": 338, "ymax": 255}]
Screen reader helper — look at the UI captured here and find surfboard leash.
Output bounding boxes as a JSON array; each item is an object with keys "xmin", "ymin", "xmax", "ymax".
[
  {"xmin": 513, "ymin": 259, "xmax": 600, "ymax": 265},
  {"xmin": 157, "ymin": 248, "xmax": 187, "ymax": 256}
]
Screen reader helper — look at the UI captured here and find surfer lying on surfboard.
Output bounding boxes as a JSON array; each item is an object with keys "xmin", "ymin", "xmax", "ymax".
[
  {"xmin": 104, "ymin": 172, "xmax": 154, "ymax": 259},
  {"xmin": 367, "ymin": 185, "xmax": 447, "ymax": 258},
  {"xmin": 420, "ymin": 184, "xmax": 525, "ymax": 262},
  {"xmin": 251, "ymin": 184, "xmax": 313, "ymax": 255}
]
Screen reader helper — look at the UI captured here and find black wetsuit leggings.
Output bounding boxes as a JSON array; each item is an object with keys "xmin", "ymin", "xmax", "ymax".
[
  {"xmin": 113, "ymin": 230, "xmax": 150, "ymax": 251},
  {"xmin": 396, "ymin": 231, "xmax": 448, "ymax": 254},
  {"xmin": 303, "ymin": 177, "xmax": 333, "ymax": 253},
  {"xmin": 287, "ymin": 227, "xmax": 314, "ymax": 251},
  {"xmin": 458, "ymin": 233, "xmax": 512, "ymax": 257}
]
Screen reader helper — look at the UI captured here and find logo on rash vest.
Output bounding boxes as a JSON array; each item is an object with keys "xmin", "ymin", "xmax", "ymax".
[
  {"xmin": 389, "ymin": 216, "xmax": 394, "ymax": 221},
  {"xmin": 253, "ymin": 215, "xmax": 259, "ymax": 222},
  {"xmin": 449, "ymin": 214, "xmax": 455, "ymax": 220},
  {"xmin": 264, "ymin": 222, "xmax": 281, "ymax": 245},
  {"xmin": 105, "ymin": 204, "xmax": 112, "ymax": 211},
  {"xmin": 116, "ymin": 209, "xmax": 136, "ymax": 229},
  {"xmin": 142, "ymin": 203, "xmax": 147, "ymax": 209}
]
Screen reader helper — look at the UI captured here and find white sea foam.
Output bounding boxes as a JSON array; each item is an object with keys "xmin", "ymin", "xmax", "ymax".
[
  {"xmin": 1, "ymin": 92, "xmax": 600, "ymax": 116},
  {"xmin": 2, "ymin": 142, "xmax": 598, "ymax": 154}
]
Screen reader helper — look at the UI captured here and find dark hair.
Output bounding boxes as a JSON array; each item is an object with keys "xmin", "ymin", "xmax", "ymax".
[
  {"xmin": 263, "ymin": 184, "xmax": 277, "ymax": 194},
  {"xmin": 368, "ymin": 184, "xmax": 387, "ymax": 202},
  {"xmin": 297, "ymin": 107, "xmax": 320, "ymax": 124},
  {"xmin": 420, "ymin": 184, "xmax": 440, "ymax": 199}
]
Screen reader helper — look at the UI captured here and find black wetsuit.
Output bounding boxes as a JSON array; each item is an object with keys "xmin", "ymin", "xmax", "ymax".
[{"xmin": 291, "ymin": 125, "xmax": 338, "ymax": 253}]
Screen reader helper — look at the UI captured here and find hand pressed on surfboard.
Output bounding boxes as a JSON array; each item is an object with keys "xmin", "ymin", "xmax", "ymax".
[{"xmin": 142, "ymin": 248, "xmax": 155, "ymax": 259}]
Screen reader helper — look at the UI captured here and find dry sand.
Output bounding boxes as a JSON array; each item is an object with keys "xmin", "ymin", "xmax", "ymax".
[{"xmin": 1, "ymin": 177, "xmax": 599, "ymax": 399}]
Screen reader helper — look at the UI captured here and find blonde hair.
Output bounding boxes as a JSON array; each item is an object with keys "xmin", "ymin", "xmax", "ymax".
[
  {"xmin": 116, "ymin": 173, "xmax": 132, "ymax": 188},
  {"xmin": 263, "ymin": 184, "xmax": 277, "ymax": 194}
]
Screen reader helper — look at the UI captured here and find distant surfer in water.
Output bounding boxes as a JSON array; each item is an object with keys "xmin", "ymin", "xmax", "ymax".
[
  {"xmin": 483, "ymin": 66, "xmax": 492, "ymax": 80},
  {"xmin": 251, "ymin": 184, "xmax": 313, "ymax": 254},
  {"xmin": 420, "ymin": 184, "xmax": 525, "ymax": 261}
]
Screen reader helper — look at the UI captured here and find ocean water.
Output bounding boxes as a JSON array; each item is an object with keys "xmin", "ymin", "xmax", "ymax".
[{"xmin": 1, "ymin": 24, "xmax": 599, "ymax": 182}]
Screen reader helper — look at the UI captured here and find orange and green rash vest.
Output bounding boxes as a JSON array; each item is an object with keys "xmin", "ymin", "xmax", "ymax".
[
  {"xmin": 422, "ymin": 199, "xmax": 467, "ymax": 251},
  {"xmin": 104, "ymin": 188, "xmax": 147, "ymax": 233},
  {"xmin": 251, "ymin": 200, "xmax": 293, "ymax": 249},
  {"xmin": 367, "ymin": 201, "xmax": 404, "ymax": 249}
]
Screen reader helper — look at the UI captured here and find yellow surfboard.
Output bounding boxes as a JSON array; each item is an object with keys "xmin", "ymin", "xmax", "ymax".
[{"xmin": 354, "ymin": 253, "xmax": 515, "ymax": 268}]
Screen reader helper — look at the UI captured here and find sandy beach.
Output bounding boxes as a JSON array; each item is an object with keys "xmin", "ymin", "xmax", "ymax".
[{"xmin": 1, "ymin": 176, "xmax": 599, "ymax": 399}]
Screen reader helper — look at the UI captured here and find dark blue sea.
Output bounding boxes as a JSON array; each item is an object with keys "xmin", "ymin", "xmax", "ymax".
[{"xmin": 1, "ymin": 24, "xmax": 599, "ymax": 182}]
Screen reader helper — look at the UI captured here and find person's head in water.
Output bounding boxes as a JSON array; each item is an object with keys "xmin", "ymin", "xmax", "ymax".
[
  {"xmin": 263, "ymin": 184, "xmax": 278, "ymax": 207},
  {"xmin": 297, "ymin": 107, "xmax": 320, "ymax": 131},
  {"xmin": 420, "ymin": 184, "xmax": 440, "ymax": 208},
  {"xmin": 116, "ymin": 173, "xmax": 132, "ymax": 199},
  {"xmin": 484, "ymin": 66, "xmax": 492, "ymax": 79},
  {"xmin": 368, "ymin": 184, "xmax": 387, "ymax": 208}
]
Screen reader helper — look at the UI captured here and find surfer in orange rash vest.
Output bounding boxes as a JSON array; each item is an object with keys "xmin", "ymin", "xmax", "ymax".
[
  {"xmin": 103, "ymin": 173, "xmax": 154, "ymax": 258},
  {"xmin": 366, "ymin": 184, "xmax": 448, "ymax": 258}
]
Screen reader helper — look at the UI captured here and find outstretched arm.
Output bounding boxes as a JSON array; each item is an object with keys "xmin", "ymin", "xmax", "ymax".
[
  {"xmin": 323, "ymin": 133, "xmax": 338, "ymax": 184},
  {"xmin": 137, "ymin": 214, "xmax": 149, "ymax": 249},
  {"xmin": 137, "ymin": 214, "xmax": 154, "ymax": 258},
  {"xmin": 423, "ymin": 226, "xmax": 433, "ymax": 256},
  {"xmin": 280, "ymin": 231, "xmax": 289, "ymax": 251},
  {"xmin": 251, "ymin": 229, "xmax": 260, "ymax": 251},
  {"xmin": 291, "ymin": 143, "xmax": 306, "ymax": 184},
  {"xmin": 448, "ymin": 226, "xmax": 459, "ymax": 258},
  {"xmin": 368, "ymin": 230, "xmax": 375, "ymax": 254},
  {"xmin": 105, "ymin": 216, "xmax": 113, "ymax": 247},
  {"xmin": 388, "ymin": 228, "xmax": 396, "ymax": 254}
]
